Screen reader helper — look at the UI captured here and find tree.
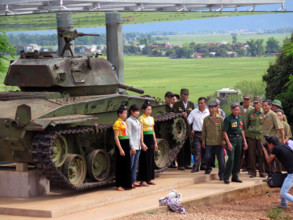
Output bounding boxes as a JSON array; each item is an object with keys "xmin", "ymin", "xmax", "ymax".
[
  {"xmin": 263, "ymin": 34, "xmax": 293, "ymax": 125},
  {"xmin": 232, "ymin": 34, "xmax": 237, "ymax": 44},
  {"xmin": 247, "ymin": 39, "xmax": 264, "ymax": 56},
  {"xmin": 266, "ymin": 37, "xmax": 280, "ymax": 54},
  {"xmin": 0, "ymin": 32, "xmax": 16, "ymax": 73},
  {"xmin": 234, "ymin": 80, "xmax": 266, "ymax": 97}
]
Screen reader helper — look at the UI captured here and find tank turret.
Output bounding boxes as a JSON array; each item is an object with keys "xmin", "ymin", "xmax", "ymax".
[{"xmin": 4, "ymin": 30, "xmax": 144, "ymax": 96}]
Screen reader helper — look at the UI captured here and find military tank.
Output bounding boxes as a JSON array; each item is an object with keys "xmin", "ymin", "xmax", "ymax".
[{"xmin": 0, "ymin": 30, "xmax": 187, "ymax": 190}]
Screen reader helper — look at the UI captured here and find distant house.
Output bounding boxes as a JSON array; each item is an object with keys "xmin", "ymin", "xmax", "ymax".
[
  {"xmin": 164, "ymin": 43, "xmax": 172, "ymax": 48},
  {"xmin": 209, "ymin": 52, "xmax": 216, "ymax": 56},
  {"xmin": 226, "ymin": 51, "xmax": 237, "ymax": 56},
  {"xmin": 192, "ymin": 52, "xmax": 204, "ymax": 58},
  {"xmin": 215, "ymin": 88, "xmax": 239, "ymax": 98}
]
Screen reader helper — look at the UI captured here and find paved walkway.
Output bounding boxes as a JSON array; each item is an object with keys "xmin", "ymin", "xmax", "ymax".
[{"xmin": 0, "ymin": 168, "xmax": 271, "ymax": 220}]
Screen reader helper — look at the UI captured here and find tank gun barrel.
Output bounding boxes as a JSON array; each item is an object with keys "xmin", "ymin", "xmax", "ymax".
[{"xmin": 118, "ymin": 83, "xmax": 144, "ymax": 94}]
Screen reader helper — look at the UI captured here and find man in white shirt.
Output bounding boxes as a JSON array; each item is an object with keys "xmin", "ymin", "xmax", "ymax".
[{"xmin": 188, "ymin": 97, "xmax": 210, "ymax": 173}]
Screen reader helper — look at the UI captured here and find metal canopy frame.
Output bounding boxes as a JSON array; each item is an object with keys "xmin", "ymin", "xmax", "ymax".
[{"xmin": 0, "ymin": 0, "xmax": 286, "ymax": 15}]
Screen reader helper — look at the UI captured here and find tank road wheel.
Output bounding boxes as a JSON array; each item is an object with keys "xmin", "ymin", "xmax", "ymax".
[
  {"xmin": 51, "ymin": 135, "xmax": 68, "ymax": 167},
  {"xmin": 63, "ymin": 154, "xmax": 87, "ymax": 187},
  {"xmin": 87, "ymin": 149, "xmax": 110, "ymax": 182},
  {"xmin": 154, "ymin": 138, "xmax": 169, "ymax": 169},
  {"xmin": 171, "ymin": 117, "xmax": 187, "ymax": 143}
]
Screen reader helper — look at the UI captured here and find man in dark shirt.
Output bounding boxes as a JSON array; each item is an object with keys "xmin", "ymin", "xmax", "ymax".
[{"xmin": 262, "ymin": 136, "xmax": 293, "ymax": 209}]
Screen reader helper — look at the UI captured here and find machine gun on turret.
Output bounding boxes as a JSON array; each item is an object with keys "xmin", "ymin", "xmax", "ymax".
[{"xmin": 59, "ymin": 30, "xmax": 100, "ymax": 57}]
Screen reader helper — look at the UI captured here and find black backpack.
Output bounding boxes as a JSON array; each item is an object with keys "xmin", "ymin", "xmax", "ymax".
[{"xmin": 267, "ymin": 172, "xmax": 288, "ymax": 188}]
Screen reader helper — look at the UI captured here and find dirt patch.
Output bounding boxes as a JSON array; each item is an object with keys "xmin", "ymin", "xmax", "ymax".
[{"xmin": 127, "ymin": 188, "xmax": 293, "ymax": 220}]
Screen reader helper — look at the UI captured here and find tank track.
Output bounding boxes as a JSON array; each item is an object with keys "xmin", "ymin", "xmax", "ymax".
[{"xmin": 31, "ymin": 113, "xmax": 187, "ymax": 191}]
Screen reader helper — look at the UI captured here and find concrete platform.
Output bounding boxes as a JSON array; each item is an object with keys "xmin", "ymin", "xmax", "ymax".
[
  {"xmin": 0, "ymin": 169, "xmax": 271, "ymax": 220},
  {"xmin": 0, "ymin": 168, "xmax": 49, "ymax": 198}
]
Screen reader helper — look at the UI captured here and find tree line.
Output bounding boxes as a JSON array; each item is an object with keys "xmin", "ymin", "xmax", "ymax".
[{"xmin": 7, "ymin": 33, "xmax": 281, "ymax": 58}]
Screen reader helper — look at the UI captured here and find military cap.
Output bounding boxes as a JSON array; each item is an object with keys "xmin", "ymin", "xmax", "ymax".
[
  {"xmin": 253, "ymin": 96, "xmax": 262, "ymax": 103},
  {"xmin": 207, "ymin": 100, "xmax": 218, "ymax": 107},
  {"xmin": 231, "ymin": 103, "xmax": 240, "ymax": 109},
  {"xmin": 274, "ymin": 109, "xmax": 284, "ymax": 114},
  {"xmin": 272, "ymin": 100, "xmax": 282, "ymax": 108},
  {"xmin": 215, "ymin": 99, "xmax": 220, "ymax": 105},
  {"xmin": 180, "ymin": 88, "xmax": 189, "ymax": 95},
  {"xmin": 243, "ymin": 94, "xmax": 252, "ymax": 100},
  {"xmin": 164, "ymin": 91, "xmax": 174, "ymax": 98}
]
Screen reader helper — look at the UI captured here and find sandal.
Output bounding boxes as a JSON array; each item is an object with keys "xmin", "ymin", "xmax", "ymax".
[
  {"xmin": 117, "ymin": 186, "xmax": 124, "ymax": 191},
  {"xmin": 140, "ymin": 181, "xmax": 149, "ymax": 187},
  {"xmin": 147, "ymin": 181, "xmax": 156, "ymax": 185}
]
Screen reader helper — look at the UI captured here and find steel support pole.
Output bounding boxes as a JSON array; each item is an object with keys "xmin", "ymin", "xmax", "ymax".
[
  {"xmin": 56, "ymin": 12, "xmax": 74, "ymax": 57},
  {"xmin": 106, "ymin": 12, "xmax": 124, "ymax": 84}
]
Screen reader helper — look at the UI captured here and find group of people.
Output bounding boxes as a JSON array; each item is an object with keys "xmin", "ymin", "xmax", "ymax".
[
  {"xmin": 164, "ymin": 89, "xmax": 293, "ymax": 208},
  {"xmin": 113, "ymin": 101, "xmax": 157, "ymax": 191},
  {"xmin": 113, "ymin": 89, "xmax": 293, "ymax": 209}
]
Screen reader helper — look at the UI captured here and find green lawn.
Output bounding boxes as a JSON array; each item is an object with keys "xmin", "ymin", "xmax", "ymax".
[
  {"xmin": 0, "ymin": 56, "xmax": 276, "ymax": 103},
  {"xmin": 124, "ymin": 56, "xmax": 275, "ymax": 102}
]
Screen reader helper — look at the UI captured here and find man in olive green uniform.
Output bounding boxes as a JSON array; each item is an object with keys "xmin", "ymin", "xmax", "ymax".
[
  {"xmin": 223, "ymin": 103, "xmax": 248, "ymax": 184},
  {"xmin": 240, "ymin": 94, "xmax": 254, "ymax": 172},
  {"xmin": 246, "ymin": 97, "xmax": 266, "ymax": 178},
  {"xmin": 164, "ymin": 91, "xmax": 174, "ymax": 113},
  {"xmin": 272, "ymin": 100, "xmax": 288, "ymax": 123},
  {"xmin": 274, "ymin": 109, "xmax": 292, "ymax": 144},
  {"xmin": 173, "ymin": 88, "xmax": 194, "ymax": 170},
  {"xmin": 202, "ymin": 100, "xmax": 225, "ymax": 180},
  {"xmin": 262, "ymin": 99, "xmax": 284, "ymax": 177}
]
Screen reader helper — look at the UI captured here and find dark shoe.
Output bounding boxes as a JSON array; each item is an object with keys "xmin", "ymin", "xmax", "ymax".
[
  {"xmin": 178, "ymin": 166, "xmax": 185, "ymax": 171},
  {"xmin": 249, "ymin": 174, "xmax": 256, "ymax": 178},
  {"xmin": 211, "ymin": 164, "xmax": 216, "ymax": 168},
  {"xmin": 205, "ymin": 168, "xmax": 212, "ymax": 174},
  {"xmin": 220, "ymin": 177, "xmax": 224, "ymax": 181},
  {"xmin": 242, "ymin": 168, "xmax": 248, "ymax": 172},
  {"xmin": 224, "ymin": 179, "xmax": 230, "ymax": 184},
  {"xmin": 200, "ymin": 166, "xmax": 206, "ymax": 170},
  {"xmin": 169, "ymin": 164, "xmax": 177, "ymax": 168},
  {"xmin": 232, "ymin": 178, "xmax": 243, "ymax": 183},
  {"xmin": 259, "ymin": 173, "xmax": 267, "ymax": 178},
  {"xmin": 185, "ymin": 165, "xmax": 193, "ymax": 169},
  {"xmin": 191, "ymin": 167, "xmax": 199, "ymax": 173}
]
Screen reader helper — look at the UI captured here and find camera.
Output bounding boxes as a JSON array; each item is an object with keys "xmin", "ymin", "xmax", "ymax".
[{"xmin": 261, "ymin": 134, "xmax": 270, "ymax": 149}]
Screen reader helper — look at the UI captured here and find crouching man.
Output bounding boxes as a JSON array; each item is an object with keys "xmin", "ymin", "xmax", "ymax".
[{"xmin": 262, "ymin": 136, "xmax": 293, "ymax": 209}]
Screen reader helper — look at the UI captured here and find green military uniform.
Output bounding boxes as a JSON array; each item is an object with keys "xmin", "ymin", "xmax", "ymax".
[
  {"xmin": 165, "ymin": 104, "xmax": 173, "ymax": 113},
  {"xmin": 173, "ymin": 101, "xmax": 194, "ymax": 115},
  {"xmin": 246, "ymin": 108, "xmax": 266, "ymax": 176},
  {"xmin": 202, "ymin": 114, "xmax": 224, "ymax": 146},
  {"xmin": 279, "ymin": 121, "xmax": 292, "ymax": 140},
  {"xmin": 240, "ymin": 105, "xmax": 254, "ymax": 137},
  {"xmin": 239, "ymin": 105, "xmax": 254, "ymax": 170},
  {"xmin": 172, "ymin": 89, "xmax": 194, "ymax": 168},
  {"xmin": 202, "ymin": 109, "xmax": 225, "ymax": 179},
  {"xmin": 262, "ymin": 109, "xmax": 284, "ymax": 143},
  {"xmin": 223, "ymin": 113, "xmax": 245, "ymax": 181}
]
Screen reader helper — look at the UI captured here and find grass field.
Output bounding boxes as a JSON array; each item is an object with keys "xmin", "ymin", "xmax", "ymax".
[
  {"xmin": 123, "ymin": 56, "xmax": 275, "ymax": 101},
  {"xmin": 0, "ymin": 56, "xmax": 276, "ymax": 102},
  {"xmin": 154, "ymin": 33, "xmax": 291, "ymax": 45},
  {"xmin": 0, "ymin": 11, "xmax": 273, "ymax": 32}
]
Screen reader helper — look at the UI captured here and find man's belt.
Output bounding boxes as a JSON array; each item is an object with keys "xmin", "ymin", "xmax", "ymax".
[
  {"xmin": 193, "ymin": 131, "xmax": 202, "ymax": 133},
  {"xmin": 228, "ymin": 134, "xmax": 241, "ymax": 138}
]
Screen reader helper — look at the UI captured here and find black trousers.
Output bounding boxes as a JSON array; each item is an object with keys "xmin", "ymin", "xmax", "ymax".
[
  {"xmin": 177, "ymin": 136, "xmax": 191, "ymax": 167},
  {"xmin": 191, "ymin": 132, "xmax": 206, "ymax": 169},
  {"xmin": 115, "ymin": 139, "xmax": 132, "ymax": 189},
  {"xmin": 138, "ymin": 134, "xmax": 155, "ymax": 182}
]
